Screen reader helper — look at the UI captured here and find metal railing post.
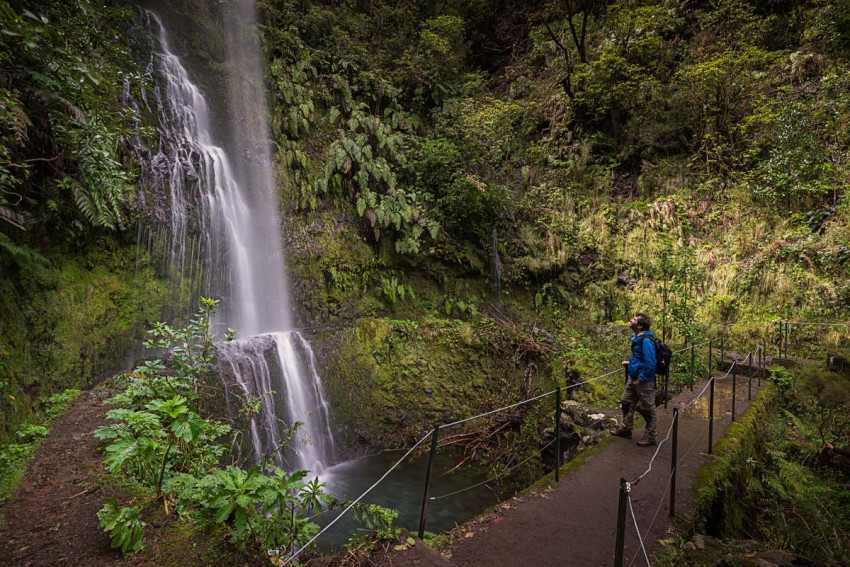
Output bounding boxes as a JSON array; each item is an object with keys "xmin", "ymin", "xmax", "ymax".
[
  {"xmin": 418, "ymin": 425, "xmax": 440, "ymax": 539},
  {"xmin": 614, "ymin": 478, "xmax": 629, "ymax": 567},
  {"xmin": 748, "ymin": 352, "xmax": 753, "ymax": 401},
  {"xmin": 720, "ymin": 335, "xmax": 725, "ymax": 369},
  {"xmin": 555, "ymin": 385, "xmax": 562, "ymax": 483},
  {"xmin": 708, "ymin": 376, "xmax": 715, "ymax": 454},
  {"xmin": 669, "ymin": 408, "xmax": 679, "ymax": 517},
  {"xmin": 731, "ymin": 362, "xmax": 737, "ymax": 421},
  {"xmin": 708, "ymin": 340, "xmax": 713, "ymax": 380},
  {"xmin": 777, "ymin": 321, "xmax": 782, "ymax": 357}
]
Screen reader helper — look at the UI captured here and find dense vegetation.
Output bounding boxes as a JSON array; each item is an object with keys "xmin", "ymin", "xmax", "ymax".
[
  {"xmin": 0, "ymin": 0, "xmax": 849, "ymax": 562},
  {"xmin": 260, "ymin": 0, "xmax": 849, "ymax": 337},
  {"xmin": 0, "ymin": 0, "xmax": 166, "ymax": 441},
  {"xmin": 658, "ymin": 362, "xmax": 850, "ymax": 566},
  {"xmin": 248, "ymin": 0, "xmax": 850, "ymax": 458}
]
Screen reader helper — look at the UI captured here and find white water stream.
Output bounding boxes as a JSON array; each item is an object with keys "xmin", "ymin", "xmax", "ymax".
[{"xmin": 140, "ymin": 10, "xmax": 335, "ymax": 473}]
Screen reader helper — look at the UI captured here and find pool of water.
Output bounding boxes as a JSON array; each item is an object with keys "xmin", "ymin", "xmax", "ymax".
[{"xmin": 313, "ymin": 448, "xmax": 508, "ymax": 549}]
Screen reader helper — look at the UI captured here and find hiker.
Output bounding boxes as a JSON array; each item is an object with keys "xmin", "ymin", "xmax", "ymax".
[{"xmin": 610, "ymin": 312, "xmax": 657, "ymax": 446}]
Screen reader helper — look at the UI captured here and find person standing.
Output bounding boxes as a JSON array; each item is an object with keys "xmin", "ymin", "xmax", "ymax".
[{"xmin": 610, "ymin": 312, "xmax": 658, "ymax": 446}]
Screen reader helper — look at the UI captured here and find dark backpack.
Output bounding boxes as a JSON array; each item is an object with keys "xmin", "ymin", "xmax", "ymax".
[{"xmin": 640, "ymin": 335, "xmax": 672, "ymax": 376}]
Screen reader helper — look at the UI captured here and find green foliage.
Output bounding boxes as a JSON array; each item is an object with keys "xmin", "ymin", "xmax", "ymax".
[
  {"xmin": 191, "ymin": 465, "xmax": 331, "ymax": 554},
  {"xmin": 398, "ymin": 15, "xmax": 466, "ymax": 103},
  {"xmin": 437, "ymin": 175, "xmax": 505, "ymax": 244},
  {"xmin": 0, "ymin": 0, "xmax": 142, "ymax": 261},
  {"xmin": 321, "ymin": 103, "xmax": 438, "ymax": 253},
  {"xmin": 346, "ymin": 503, "xmax": 402, "ymax": 554},
  {"xmin": 93, "ymin": 299, "xmax": 349, "ymax": 561},
  {"xmin": 768, "ymin": 365, "xmax": 793, "ymax": 391},
  {"xmin": 97, "ymin": 498, "xmax": 145, "ymax": 555},
  {"xmin": 380, "ymin": 276, "xmax": 415, "ymax": 306}
]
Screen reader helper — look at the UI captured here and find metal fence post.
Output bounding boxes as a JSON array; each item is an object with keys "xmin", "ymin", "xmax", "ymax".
[
  {"xmin": 418, "ymin": 425, "xmax": 440, "ymax": 539},
  {"xmin": 731, "ymin": 362, "xmax": 737, "ymax": 421},
  {"xmin": 708, "ymin": 340, "xmax": 713, "ymax": 380},
  {"xmin": 708, "ymin": 377, "xmax": 715, "ymax": 454},
  {"xmin": 555, "ymin": 385, "xmax": 562, "ymax": 483},
  {"xmin": 759, "ymin": 343, "xmax": 763, "ymax": 386},
  {"xmin": 748, "ymin": 352, "xmax": 753, "ymax": 401},
  {"xmin": 720, "ymin": 335, "xmax": 725, "ymax": 369},
  {"xmin": 614, "ymin": 478, "xmax": 629, "ymax": 567},
  {"xmin": 669, "ymin": 408, "xmax": 679, "ymax": 517},
  {"xmin": 777, "ymin": 321, "xmax": 782, "ymax": 357}
]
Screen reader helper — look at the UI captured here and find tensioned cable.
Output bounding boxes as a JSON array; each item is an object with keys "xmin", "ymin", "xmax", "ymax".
[
  {"xmin": 633, "ymin": 362, "xmax": 736, "ymax": 485},
  {"xmin": 628, "ymin": 491, "xmax": 652, "ymax": 567},
  {"xmin": 685, "ymin": 363, "xmax": 735, "ymax": 407},
  {"xmin": 558, "ymin": 366, "xmax": 626, "ymax": 393},
  {"xmin": 671, "ymin": 338, "xmax": 715, "ymax": 355},
  {"xmin": 431, "ymin": 414, "xmax": 610, "ymax": 501},
  {"xmin": 442, "ymin": 366, "xmax": 624, "ymax": 429},
  {"xmin": 283, "ymin": 429, "xmax": 432, "ymax": 565},
  {"xmin": 782, "ymin": 321, "xmax": 850, "ymax": 327},
  {"xmin": 632, "ymin": 414, "xmax": 675, "ymax": 485},
  {"xmin": 442, "ymin": 337, "xmax": 729, "ymax": 431},
  {"xmin": 441, "ymin": 388, "xmax": 559, "ymax": 429},
  {"xmin": 628, "ymin": 469, "xmax": 673, "ymax": 567},
  {"xmin": 430, "ymin": 437, "xmax": 558, "ymax": 501},
  {"xmin": 627, "ymin": 420, "xmax": 711, "ymax": 567}
]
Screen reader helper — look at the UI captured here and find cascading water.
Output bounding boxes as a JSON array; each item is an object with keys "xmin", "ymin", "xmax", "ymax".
[{"xmin": 138, "ymin": 10, "xmax": 335, "ymax": 473}]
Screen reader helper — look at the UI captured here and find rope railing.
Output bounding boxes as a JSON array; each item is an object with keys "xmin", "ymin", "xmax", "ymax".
[
  {"xmin": 440, "ymin": 387, "xmax": 559, "ymax": 429},
  {"xmin": 783, "ymin": 321, "xmax": 850, "ymax": 327},
  {"xmin": 627, "ymin": 419, "xmax": 712, "ymax": 567},
  {"xmin": 283, "ymin": 429, "xmax": 432, "ymax": 565},
  {"xmin": 617, "ymin": 336, "xmax": 775, "ymax": 567},
  {"xmin": 632, "ymin": 361, "xmax": 736, "ymax": 485},
  {"xmin": 671, "ymin": 338, "xmax": 715, "ymax": 355},
  {"xmin": 442, "ymin": 366, "xmax": 627, "ymax": 430},
  {"xmin": 430, "ymin": 437, "xmax": 558, "ymax": 501},
  {"xmin": 628, "ymin": 489, "xmax": 651, "ymax": 567},
  {"xmin": 287, "ymin": 326, "xmax": 780, "ymax": 565}
]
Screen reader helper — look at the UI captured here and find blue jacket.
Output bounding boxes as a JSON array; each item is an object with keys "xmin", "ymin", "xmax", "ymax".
[{"xmin": 629, "ymin": 330, "xmax": 657, "ymax": 382}]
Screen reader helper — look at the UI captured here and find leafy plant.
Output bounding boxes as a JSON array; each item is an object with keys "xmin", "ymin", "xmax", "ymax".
[
  {"xmin": 97, "ymin": 498, "xmax": 145, "ymax": 555},
  {"xmin": 381, "ymin": 276, "xmax": 415, "ymax": 306},
  {"xmin": 346, "ymin": 503, "xmax": 402, "ymax": 554},
  {"xmin": 93, "ymin": 298, "xmax": 340, "ymax": 560}
]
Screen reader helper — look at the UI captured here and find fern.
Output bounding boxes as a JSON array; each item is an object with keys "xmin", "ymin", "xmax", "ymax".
[{"xmin": 0, "ymin": 231, "xmax": 48, "ymax": 268}]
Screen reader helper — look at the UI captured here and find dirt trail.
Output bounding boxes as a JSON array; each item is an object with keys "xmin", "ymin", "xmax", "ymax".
[
  {"xmin": 436, "ymin": 371, "xmax": 765, "ymax": 567},
  {"xmin": 0, "ymin": 390, "xmax": 122, "ymax": 566}
]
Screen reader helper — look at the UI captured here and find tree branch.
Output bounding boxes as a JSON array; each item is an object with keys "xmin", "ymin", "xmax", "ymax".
[{"xmin": 544, "ymin": 21, "xmax": 575, "ymax": 99}]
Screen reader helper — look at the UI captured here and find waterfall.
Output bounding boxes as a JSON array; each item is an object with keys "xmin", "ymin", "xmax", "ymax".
[
  {"xmin": 217, "ymin": 333, "xmax": 335, "ymax": 471},
  {"xmin": 138, "ymin": 10, "xmax": 336, "ymax": 473}
]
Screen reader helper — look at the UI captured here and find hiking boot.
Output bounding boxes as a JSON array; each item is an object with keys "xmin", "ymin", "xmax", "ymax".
[
  {"xmin": 609, "ymin": 426, "xmax": 632, "ymax": 439},
  {"xmin": 636, "ymin": 432, "xmax": 656, "ymax": 447}
]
